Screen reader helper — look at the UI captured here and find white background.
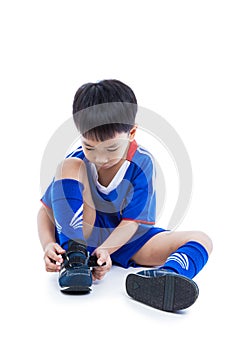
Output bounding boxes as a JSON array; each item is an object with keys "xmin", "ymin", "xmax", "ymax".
[{"xmin": 1, "ymin": 1, "xmax": 232, "ymax": 349}]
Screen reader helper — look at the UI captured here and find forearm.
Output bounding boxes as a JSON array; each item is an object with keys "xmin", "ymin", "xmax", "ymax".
[
  {"xmin": 37, "ymin": 206, "xmax": 56, "ymax": 251},
  {"xmin": 98, "ymin": 220, "xmax": 139, "ymax": 255}
]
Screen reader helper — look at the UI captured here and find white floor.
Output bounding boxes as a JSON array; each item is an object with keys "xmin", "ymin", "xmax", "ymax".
[{"xmin": 3, "ymin": 237, "xmax": 230, "ymax": 350}]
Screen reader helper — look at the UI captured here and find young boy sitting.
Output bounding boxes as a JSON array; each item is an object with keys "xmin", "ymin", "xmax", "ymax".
[{"xmin": 38, "ymin": 79, "xmax": 213, "ymax": 312}]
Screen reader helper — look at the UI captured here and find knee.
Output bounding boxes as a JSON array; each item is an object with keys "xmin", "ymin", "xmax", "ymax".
[
  {"xmin": 187, "ymin": 230, "xmax": 213, "ymax": 255},
  {"xmin": 55, "ymin": 158, "xmax": 86, "ymax": 182}
]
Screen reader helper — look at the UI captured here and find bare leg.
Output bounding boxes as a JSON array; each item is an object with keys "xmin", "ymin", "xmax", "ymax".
[{"xmin": 131, "ymin": 230, "xmax": 213, "ymax": 266}]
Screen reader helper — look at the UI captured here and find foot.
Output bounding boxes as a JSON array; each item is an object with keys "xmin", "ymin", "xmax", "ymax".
[
  {"xmin": 125, "ymin": 269, "xmax": 199, "ymax": 312},
  {"xmin": 59, "ymin": 240, "xmax": 92, "ymax": 293}
]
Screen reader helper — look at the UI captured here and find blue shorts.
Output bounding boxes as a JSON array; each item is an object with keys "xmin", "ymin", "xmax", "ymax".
[
  {"xmin": 55, "ymin": 225, "xmax": 167, "ymax": 269},
  {"xmin": 87, "ymin": 226, "xmax": 166, "ymax": 268}
]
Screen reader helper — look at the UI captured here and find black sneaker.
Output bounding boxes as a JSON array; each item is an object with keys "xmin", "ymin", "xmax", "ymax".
[
  {"xmin": 59, "ymin": 240, "xmax": 92, "ymax": 293},
  {"xmin": 126, "ymin": 269, "xmax": 199, "ymax": 312}
]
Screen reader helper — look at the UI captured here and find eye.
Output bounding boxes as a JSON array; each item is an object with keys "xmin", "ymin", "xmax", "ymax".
[
  {"xmin": 85, "ymin": 147, "xmax": 94, "ymax": 151},
  {"xmin": 107, "ymin": 148, "xmax": 119, "ymax": 152}
]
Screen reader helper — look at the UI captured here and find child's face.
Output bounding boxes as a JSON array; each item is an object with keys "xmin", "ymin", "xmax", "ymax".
[{"xmin": 81, "ymin": 127, "xmax": 136, "ymax": 170}]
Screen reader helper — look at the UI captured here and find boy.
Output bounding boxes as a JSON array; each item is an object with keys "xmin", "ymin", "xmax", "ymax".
[{"xmin": 38, "ymin": 79, "xmax": 213, "ymax": 312}]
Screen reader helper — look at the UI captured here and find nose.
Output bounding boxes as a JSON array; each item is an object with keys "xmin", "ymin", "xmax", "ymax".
[{"xmin": 95, "ymin": 155, "xmax": 108, "ymax": 166}]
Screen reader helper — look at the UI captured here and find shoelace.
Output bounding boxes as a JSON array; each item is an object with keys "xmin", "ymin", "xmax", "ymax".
[{"xmin": 62, "ymin": 252, "xmax": 106, "ymax": 268}]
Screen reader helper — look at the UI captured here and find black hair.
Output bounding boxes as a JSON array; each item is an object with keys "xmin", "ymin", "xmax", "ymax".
[{"xmin": 72, "ymin": 79, "xmax": 137, "ymax": 141}]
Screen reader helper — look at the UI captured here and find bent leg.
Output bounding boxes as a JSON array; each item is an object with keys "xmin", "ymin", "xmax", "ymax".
[
  {"xmin": 52, "ymin": 158, "xmax": 96, "ymax": 249},
  {"xmin": 131, "ymin": 230, "xmax": 213, "ymax": 278},
  {"xmin": 127, "ymin": 230, "xmax": 213, "ymax": 311}
]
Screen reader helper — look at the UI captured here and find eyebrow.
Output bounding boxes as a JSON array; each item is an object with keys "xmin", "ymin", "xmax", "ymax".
[
  {"xmin": 83, "ymin": 141, "xmax": 95, "ymax": 147},
  {"xmin": 83, "ymin": 141, "xmax": 120, "ymax": 148}
]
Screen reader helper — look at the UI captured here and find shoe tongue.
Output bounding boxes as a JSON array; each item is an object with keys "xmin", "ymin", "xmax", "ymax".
[
  {"xmin": 66, "ymin": 240, "xmax": 88, "ymax": 266},
  {"xmin": 68, "ymin": 252, "xmax": 86, "ymax": 266},
  {"xmin": 68, "ymin": 240, "xmax": 87, "ymax": 256}
]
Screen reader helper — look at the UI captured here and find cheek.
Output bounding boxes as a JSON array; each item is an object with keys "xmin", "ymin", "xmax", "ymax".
[
  {"xmin": 86, "ymin": 153, "xmax": 95, "ymax": 162},
  {"xmin": 109, "ymin": 151, "xmax": 126, "ymax": 163},
  {"xmin": 117, "ymin": 145, "xmax": 128, "ymax": 158},
  {"xmin": 83, "ymin": 151, "xmax": 93, "ymax": 161},
  {"xmin": 116, "ymin": 150, "xmax": 125, "ymax": 159}
]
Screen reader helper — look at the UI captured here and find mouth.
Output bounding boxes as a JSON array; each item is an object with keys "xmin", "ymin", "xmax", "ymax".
[
  {"xmin": 97, "ymin": 163, "xmax": 110, "ymax": 169},
  {"xmin": 96, "ymin": 162, "xmax": 114, "ymax": 169}
]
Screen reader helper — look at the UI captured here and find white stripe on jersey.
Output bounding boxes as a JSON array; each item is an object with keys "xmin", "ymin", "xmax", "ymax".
[
  {"xmin": 55, "ymin": 218, "xmax": 62, "ymax": 234},
  {"xmin": 67, "ymin": 145, "xmax": 83, "ymax": 158},
  {"xmin": 137, "ymin": 146, "xmax": 156, "ymax": 191}
]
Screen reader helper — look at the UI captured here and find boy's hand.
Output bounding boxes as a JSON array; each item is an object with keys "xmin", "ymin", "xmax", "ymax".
[
  {"xmin": 44, "ymin": 242, "xmax": 66, "ymax": 272},
  {"xmin": 92, "ymin": 248, "xmax": 112, "ymax": 281}
]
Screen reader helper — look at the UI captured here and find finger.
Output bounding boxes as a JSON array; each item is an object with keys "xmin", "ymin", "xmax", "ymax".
[
  {"xmin": 46, "ymin": 264, "xmax": 61, "ymax": 272},
  {"xmin": 95, "ymin": 260, "xmax": 111, "ymax": 273},
  {"xmin": 44, "ymin": 256, "xmax": 59, "ymax": 271},
  {"xmin": 54, "ymin": 244, "xmax": 66, "ymax": 255},
  {"xmin": 97, "ymin": 258, "xmax": 105, "ymax": 266},
  {"xmin": 47, "ymin": 250, "xmax": 63, "ymax": 263},
  {"xmin": 46, "ymin": 267, "xmax": 60, "ymax": 272},
  {"xmin": 92, "ymin": 268, "xmax": 106, "ymax": 280},
  {"xmin": 98, "ymin": 259, "xmax": 111, "ymax": 270},
  {"xmin": 97, "ymin": 252, "xmax": 109, "ymax": 266},
  {"xmin": 94, "ymin": 272, "xmax": 105, "ymax": 280},
  {"xmin": 92, "ymin": 268, "xmax": 100, "ymax": 279},
  {"xmin": 92, "ymin": 272, "xmax": 102, "ymax": 280}
]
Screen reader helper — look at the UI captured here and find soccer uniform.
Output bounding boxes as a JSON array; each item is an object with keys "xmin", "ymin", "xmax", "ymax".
[{"xmin": 41, "ymin": 140, "xmax": 166, "ymax": 268}]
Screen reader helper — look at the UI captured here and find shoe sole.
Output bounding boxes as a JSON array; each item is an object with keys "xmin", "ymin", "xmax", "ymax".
[
  {"xmin": 60, "ymin": 285, "xmax": 91, "ymax": 293},
  {"xmin": 126, "ymin": 273, "xmax": 199, "ymax": 312}
]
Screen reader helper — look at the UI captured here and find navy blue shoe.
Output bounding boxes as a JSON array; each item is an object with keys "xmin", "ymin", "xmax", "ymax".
[
  {"xmin": 59, "ymin": 240, "xmax": 92, "ymax": 293},
  {"xmin": 126, "ymin": 269, "xmax": 199, "ymax": 312}
]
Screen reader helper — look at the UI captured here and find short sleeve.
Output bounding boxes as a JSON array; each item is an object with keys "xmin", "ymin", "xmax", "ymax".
[
  {"xmin": 121, "ymin": 157, "xmax": 156, "ymax": 224},
  {"xmin": 40, "ymin": 180, "xmax": 54, "ymax": 209}
]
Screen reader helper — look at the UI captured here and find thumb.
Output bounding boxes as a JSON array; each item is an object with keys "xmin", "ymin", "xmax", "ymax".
[
  {"xmin": 97, "ymin": 257, "xmax": 104, "ymax": 266},
  {"xmin": 97, "ymin": 250, "xmax": 107, "ymax": 266},
  {"xmin": 54, "ymin": 244, "xmax": 66, "ymax": 254}
]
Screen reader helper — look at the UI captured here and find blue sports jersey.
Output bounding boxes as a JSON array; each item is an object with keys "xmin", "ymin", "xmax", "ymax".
[{"xmin": 41, "ymin": 140, "xmax": 158, "ymax": 250}]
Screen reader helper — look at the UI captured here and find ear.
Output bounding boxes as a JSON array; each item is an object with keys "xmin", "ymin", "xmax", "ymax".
[{"xmin": 129, "ymin": 124, "xmax": 138, "ymax": 142}]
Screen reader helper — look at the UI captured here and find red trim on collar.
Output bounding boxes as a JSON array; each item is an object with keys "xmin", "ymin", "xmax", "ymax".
[{"xmin": 126, "ymin": 140, "xmax": 138, "ymax": 161}]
